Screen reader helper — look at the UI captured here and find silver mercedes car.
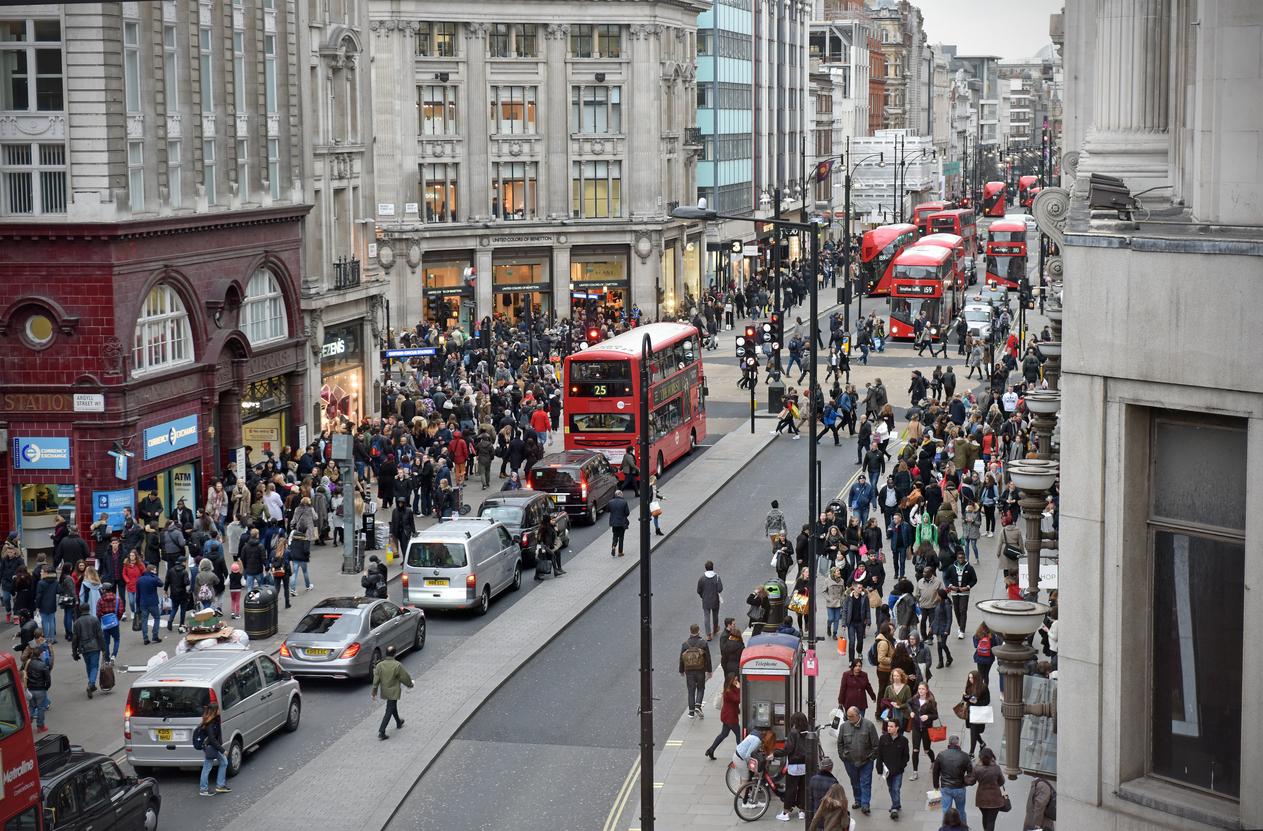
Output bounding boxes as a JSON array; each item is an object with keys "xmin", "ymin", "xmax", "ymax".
[{"xmin": 278, "ymin": 596, "xmax": 425, "ymax": 680}]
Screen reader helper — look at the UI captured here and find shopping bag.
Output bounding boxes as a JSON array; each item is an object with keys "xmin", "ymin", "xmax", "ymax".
[
  {"xmin": 927, "ymin": 725, "xmax": 947, "ymax": 743},
  {"xmin": 385, "ymin": 542, "xmax": 395, "ymax": 565},
  {"xmin": 926, "ymin": 789, "xmax": 942, "ymax": 810},
  {"xmin": 649, "ymin": 500, "xmax": 663, "ymax": 517},
  {"xmin": 969, "ymin": 705, "xmax": 995, "ymax": 724},
  {"xmin": 836, "ymin": 635, "xmax": 847, "ymax": 655}
]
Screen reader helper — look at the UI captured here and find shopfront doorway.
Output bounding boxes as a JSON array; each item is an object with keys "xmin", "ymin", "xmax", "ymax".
[
  {"xmin": 137, "ymin": 461, "xmax": 200, "ymax": 518},
  {"xmin": 422, "ymin": 256, "xmax": 474, "ymax": 333},
  {"xmin": 493, "ymin": 258, "xmax": 552, "ymax": 325},
  {"xmin": 320, "ymin": 323, "xmax": 365, "ymax": 431},
  {"xmin": 241, "ymin": 376, "xmax": 291, "ymax": 465},
  {"xmin": 570, "ymin": 252, "xmax": 629, "ymax": 326}
]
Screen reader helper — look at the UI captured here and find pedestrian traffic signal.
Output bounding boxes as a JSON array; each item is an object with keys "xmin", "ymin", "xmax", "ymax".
[
  {"xmin": 736, "ymin": 326, "xmax": 758, "ymax": 369},
  {"xmin": 586, "ymin": 327, "xmax": 601, "ymax": 345},
  {"xmin": 768, "ymin": 311, "xmax": 784, "ymax": 351}
]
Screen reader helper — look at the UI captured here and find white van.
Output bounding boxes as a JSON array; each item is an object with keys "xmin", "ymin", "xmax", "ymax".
[{"xmin": 401, "ymin": 519, "xmax": 522, "ymax": 615}]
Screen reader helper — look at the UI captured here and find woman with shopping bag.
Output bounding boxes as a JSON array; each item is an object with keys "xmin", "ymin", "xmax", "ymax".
[{"xmin": 648, "ymin": 475, "xmax": 665, "ymax": 537}]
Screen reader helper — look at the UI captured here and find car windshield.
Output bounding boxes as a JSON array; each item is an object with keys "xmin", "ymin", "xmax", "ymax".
[
  {"xmin": 293, "ymin": 611, "xmax": 363, "ymax": 636},
  {"xmin": 406, "ymin": 541, "xmax": 468, "ymax": 568},
  {"xmin": 479, "ymin": 505, "xmax": 525, "ymax": 525},
  {"xmin": 130, "ymin": 685, "xmax": 211, "ymax": 719}
]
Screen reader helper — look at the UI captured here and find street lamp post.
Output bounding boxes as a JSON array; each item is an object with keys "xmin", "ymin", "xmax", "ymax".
[
  {"xmin": 1039, "ymin": 340, "xmax": 1062, "ymax": 390},
  {"xmin": 637, "ymin": 332, "xmax": 655, "ymax": 831},
  {"xmin": 1023, "ymin": 391, "xmax": 1061, "ymax": 463},
  {"xmin": 1006, "ymin": 460, "xmax": 1059, "ymax": 600}
]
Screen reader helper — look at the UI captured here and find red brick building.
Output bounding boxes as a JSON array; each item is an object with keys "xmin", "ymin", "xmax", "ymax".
[{"xmin": 0, "ymin": 207, "xmax": 310, "ymax": 555}]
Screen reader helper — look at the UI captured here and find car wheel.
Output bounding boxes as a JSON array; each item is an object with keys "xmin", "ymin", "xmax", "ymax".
[
  {"xmin": 368, "ymin": 648, "xmax": 382, "ymax": 680},
  {"xmin": 413, "ymin": 617, "xmax": 426, "ymax": 651},
  {"xmin": 586, "ymin": 502, "xmax": 597, "ymax": 525},
  {"xmin": 226, "ymin": 738, "xmax": 244, "ymax": 778},
  {"xmin": 476, "ymin": 587, "xmax": 490, "ymax": 616},
  {"xmin": 144, "ymin": 800, "xmax": 160, "ymax": 831},
  {"xmin": 510, "ymin": 562, "xmax": 522, "ymax": 592},
  {"xmin": 284, "ymin": 697, "xmax": 301, "ymax": 733}
]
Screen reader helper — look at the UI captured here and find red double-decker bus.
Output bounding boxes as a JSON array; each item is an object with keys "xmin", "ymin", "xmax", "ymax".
[
  {"xmin": 887, "ymin": 245, "xmax": 954, "ymax": 340},
  {"xmin": 982, "ymin": 182, "xmax": 1008, "ymax": 217},
  {"xmin": 910, "ymin": 201, "xmax": 951, "ymax": 237},
  {"xmin": 858, "ymin": 223, "xmax": 917, "ymax": 296},
  {"xmin": 563, "ymin": 322, "xmax": 707, "ymax": 478},
  {"xmin": 914, "ymin": 233, "xmax": 968, "ymax": 292},
  {"xmin": 0, "ymin": 653, "xmax": 44, "ymax": 830},
  {"xmin": 927, "ymin": 209, "xmax": 978, "ymax": 260},
  {"xmin": 1018, "ymin": 175, "xmax": 1040, "ymax": 208},
  {"xmin": 985, "ymin": 218, "xmax": 1029, "ymax": 289}
]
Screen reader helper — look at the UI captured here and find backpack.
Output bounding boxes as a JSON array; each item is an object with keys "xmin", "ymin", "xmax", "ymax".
[
  {"xmin": 192, "ymin": 725, "xmax": 207, "ymax": 751},
  {"xmin": 975, "ymin": 635, "xmax": 993, "ymax": 659},
  {"xmin": 866, "ymin": 638, "xmax": 879, "ymax": 666},
  {"xmin": 775, "ymin": 546, "xmax": 792, "ymax": 575},
  {"xmin": 197, "ymin": 582, "xmax": 216, "ymax": 604},
  {"xmin": 681, "ymin": 645, "xmax": 706, "ymax": 672}
]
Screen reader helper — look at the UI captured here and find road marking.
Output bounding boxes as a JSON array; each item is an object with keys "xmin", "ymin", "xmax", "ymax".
[
  {"xmin": 664, "ymin": 739, "xmax": 684, "ymax": 747},
  {"xmin": 603, "ymin": 755, "xmax": 640, "ymax": 831},
  {"xmin": 832, "ymin": 439, "xmax": 907, "ymax": 503}
]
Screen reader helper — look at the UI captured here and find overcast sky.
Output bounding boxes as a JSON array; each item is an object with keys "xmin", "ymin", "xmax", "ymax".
[{"xmin": 916, "ymin": 0, "xmax": 1062, "ymax": 61}]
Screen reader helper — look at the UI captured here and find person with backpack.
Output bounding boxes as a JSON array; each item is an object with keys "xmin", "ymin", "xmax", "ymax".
[
  {"xmin": 95, "ymin": 582, "xmax": 122, "ymax": 661},
  {"xmin": 195, "ymin": 558, "xmax": 219, "ymax": 611},
  {"xmin": 70, "ymin": 603, "xmax": 104, "ymax": 698},
  {"xmin": 697, "ymin": 561, "xmax": 724, "ymax": 641},
  {"xmin": 973, "ymin": 622, "xmax": 996, "ymax": 686},
  {"xmin": 194, "ymin": 703, "xmax": 231, "ymax": 797},
  {"xmin": 22, "ymin": 643, "xmax": 52, "ymax": 733},
  {"xmin": 679, "ymin": 623, "xmax": 713, "ymax": 719}
]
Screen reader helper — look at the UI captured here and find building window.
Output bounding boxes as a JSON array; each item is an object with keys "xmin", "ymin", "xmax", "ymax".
[
  {"xmin": 571, "ymin": 24, "xmax": 621, "ymax": 58},
  {"xmin": 168, "ymin": 139, "xmax": 182, "ymax": 208},
  {"xmin": 235, "ymin": 137, "xmax": 247, "ymax": 196},
  {"xmin": 164, "ymin": 24, "xmax": 179, "ymax": 112},
  {"xmin": 203, "ymin": 138, "xmax": 216, "ymax": 204},
  {"xmin": 127, "ymin": 140, "xmax": 144, "ymax": 212},
  {"xmin": 489, "ymin": 23, "xmax": 510, "ymax": 58},
  {"xmin": 242, "ymin": 268, "xmax": 288, "ymax": 345},
  {"xmin": 421, "ymin": 162, "xmax": 457, "ymax": 222},
  {"xmin": 415, "ymin": 22, "xmax": 457, "ymax": 58},
  {"xmin": 1146, "ymin": 414, "xmax": 1246, "ymax": 800},
  {"xmin": 0, "ymin": 19, "xmax": 63, "ymax": 111},
  {"xmin": 1, "ymin": 142, "xmax": 65, "ymax": 215},
  {"xmin": 571, "ymin": 160, "xmax": 621, "ymax": 219},
  {"xmin": 516, "ymin": 24, "xmax": 538, "ymax": 58},
  {"xmin": 697, "ymin": 30, "xmax": 711, "ymax": 56},
  {"xmin": 597, "ymin": 24, "xmax": 621, "ymax": 58},
  {"xmin": 123, "ymin": 20, "xmax": 141, "ymax": 113},
  {"xmin": 491, "ymin": 161, "xmax": 536, "ymax": 221},
  {"xmin": 233, "ymin": 29, "xmax": 246, "ymax": 110},
  {"xmin": 571, "ymin": 85, "xmax": 621, "ymax": 133},
  {"xmin": 417, "ymin": 84, "xmax": 457, "ymax": 135},
  {"xmin": 696, "ymin": 85, "xmax": 710, "ymax": 109},
  {"xmin": 570, "ymin": 24, "xmax": 593, "ymax": 58},
  {"xmin": 489, "ymin": 85, "xmax": 536, "ymax": 135},
  {"xmin": 132, "ymin": 284, "xmax": 193, "ymax": 376},
  {"xmin": 264, "ymin": 34, "xmax": 277, "ymax": 114},
  {"xmin": 267, "ymin": 138, "xmax": 279, "ymax": 199},
  {"xmin": 199, "ymin": 26, "xmax": 213, "ymax": 111}
]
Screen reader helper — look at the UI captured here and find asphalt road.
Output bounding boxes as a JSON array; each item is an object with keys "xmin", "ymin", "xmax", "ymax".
[
  {"xmin": 385, "ymin": 420, "xmax": 868, "ymax": 831},
  {"xmin": 139, "ymin": 445, "xmax": 711, "ymax": 824}
]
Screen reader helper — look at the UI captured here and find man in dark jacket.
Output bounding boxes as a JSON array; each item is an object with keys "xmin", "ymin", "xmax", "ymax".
[
  {"xmin": 171, "ymin": 497, "xmax": 194, "ymax": 530},
  {"xmin": 237, "ymin": 528, "xmax": 266, "ymax": 591},
  {"xmin": 931, "ymin": 735, "xmax": 974, "ymax": 824},
  {"xmin": 718, "ymin": 618, "xmax": 744, "ymax": 679},
  {"xmin": 163, "ymin": 558, "xmax": 192, "ymax": 631},
  {"xmin": 71, "ymin": 604, "xmax": 104, "ymax": 697},
  {"xmin": 389, "ymin": 499, "xmax": 416, "ymax": 553},
  {"xmin": 887, "ymin": 513, "xmax": 914, "ymax": 580},
  {"xmin": 806, "ymin": 756, "xmax": 841, "ymax": 817},
  {"xmin": 56, "ymin": 528, "xmax": 89, "ymax": 574},
  {"xmin": 944, "ymin": 550, "xmax": 979, "ymax": 638},
  {"xmin": 138, "ymin": 490, "xmax": 164, "ymax": 527},
  {"xmin": 678, "ymin": 623, "xmax": 712, "ymax": 719},
  {"xmin": 837, "ymin": 706, "xmax": 880, "ymax": 815},
  {"xmin": 607, "ymin": 492, "xmax": 631, "ymax": 557},
  {"xmin": 33, "ymin": 570, "xmax": 60, "ymax": 640},
  {"xmin": 696, "ymin": 561, "xmax": 723, "ymax": 640}
]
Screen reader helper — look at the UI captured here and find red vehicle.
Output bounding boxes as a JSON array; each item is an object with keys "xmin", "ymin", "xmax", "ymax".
[
  {"xmin": 982, "ymin": 182, "xmax": 1008, "ymax": 217},
  {"xmin": 927, "ymin": 208, "xmax": 978, "ymax": 261},
  {"xmin": 0, "ymin": 653, "xmax": 44, "ymax": 830},
  {"xmin": 1018, "ymin": 175, "xmax": 1040, "ymax": 208},
  {"xmin": 858, "ymin": 223, "xmax": 918, "ymax": 296},
  {"xmin": 985, "ymin": 218, "xmax": 1029, "ymax": 289},
  {"xmin": 914, "ymin": 233, "xmax": 969, "ymax": 291},
  {"xmin": 563, "ymin": 321, "xmax": 707, "ymax": 478},
  {"xmin": 887, "ymin": 245, "xmax": 954, "ymax": 340},
  {"xmin": 910, "ymin": 201, "xmax": 951, "ymax": 237}
]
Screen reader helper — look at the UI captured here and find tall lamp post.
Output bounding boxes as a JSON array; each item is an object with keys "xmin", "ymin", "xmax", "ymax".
[
  {"xmin": 827, "ymin": 144, "xmax": 886, "ymax": 333},
  {"xmin": 1023, "ymin": 391, "xmax": 1061, "ymax": 463},
  {"xmin": 898, "ymin": 148, "xmax": 935, "ymax": 225},
  {"xmin": 975, "ymin": 598, "xmax": 1057, "ymax": 781},
  {"xmin": 673, "ymin": 201, "xmax": 822, "ymax": 828},
  {"xmin": 637, "ymin": 332, "xmax": 655, "ymax": 831},
  {"xmin": 1006, "ymin": 460, "xmax": 1059, "ymax": 600}
]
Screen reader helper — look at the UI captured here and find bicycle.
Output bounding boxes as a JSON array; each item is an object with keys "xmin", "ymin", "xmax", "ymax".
[{"xmin": 733, "ymin": 753, "xmax": 785, "ymax": 821}]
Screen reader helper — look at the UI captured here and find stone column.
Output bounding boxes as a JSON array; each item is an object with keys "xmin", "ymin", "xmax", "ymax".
[
  {"xmin": 369, "ymin": 20, "xmax": 403, "ymax": 210},
  {"xmin": 553, "ymin": 245, "xmax": 572, "ymax": 320},
  {"xmin": 475, "ymin": 247, "xmax": 494, "ymax": 323},
  {"xmin": 464, "ymin": 23, "xmax": 491, "ymax": 220},
  {"xmin": 1080, "ymin": 0, "xmax": 1172, "ymax": 191},
  {"xmin": 544, "ymin": 24, "xmax": 570, "ymax": 220},
  {"xmin": 628, "ymin": 24, "xmax": 661, "ymax": 220}
]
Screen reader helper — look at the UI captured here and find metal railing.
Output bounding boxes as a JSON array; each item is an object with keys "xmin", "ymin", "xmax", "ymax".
[{"xmin": 332, "ymin": 256, "xmax": 361, "ymax": 290}]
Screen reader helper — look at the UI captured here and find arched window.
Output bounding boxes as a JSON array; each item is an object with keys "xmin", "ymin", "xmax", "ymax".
[
  {"xmin": 133, "ymin": 283, "xmax": 193, "ymax": 375},
  {"xmin": 242, "ymin": 268, "xmax": 288, "ymax": 345}
]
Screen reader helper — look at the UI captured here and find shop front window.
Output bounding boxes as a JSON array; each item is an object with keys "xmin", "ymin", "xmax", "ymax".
[{"xmin": 14, "ymin": 483, "xmax": 75, "ymax": 556}]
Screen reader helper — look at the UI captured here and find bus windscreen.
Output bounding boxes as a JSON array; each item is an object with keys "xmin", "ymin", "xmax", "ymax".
[{"xmin": 568, "ymin": 360, "xmax": 633, "ymax": 396}]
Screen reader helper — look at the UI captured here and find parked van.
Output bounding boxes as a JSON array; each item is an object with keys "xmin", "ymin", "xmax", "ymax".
[
  {"xmin": 402, "ymin": 519, "xmax": 522, "ymax": 615},
  {"xmin": 124, "ymin": 646, "xmax": 301, "ymax": 778}
]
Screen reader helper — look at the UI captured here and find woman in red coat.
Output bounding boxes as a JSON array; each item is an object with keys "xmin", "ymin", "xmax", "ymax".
[
  {"xmin": 838, "ymin": 658, "xmax": 877, "ymax": 718},
  {"xmin": 704, "ymin": 674, "xmax": 742, "ymax": 759}
]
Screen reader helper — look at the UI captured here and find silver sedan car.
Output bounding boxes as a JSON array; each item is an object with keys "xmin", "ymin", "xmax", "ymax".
[{"xmin": 278, "ymin": 596, "xmax": 425, "ymax": 680}]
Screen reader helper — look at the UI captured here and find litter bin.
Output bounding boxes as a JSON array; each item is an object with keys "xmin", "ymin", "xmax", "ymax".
[
  {"xmin": 764, "ymin": 579, "xmax": 787, "ymax": 627},
  {"xmin": 244, "ymin": 587, "xmax": 278, "ymax": 639}
]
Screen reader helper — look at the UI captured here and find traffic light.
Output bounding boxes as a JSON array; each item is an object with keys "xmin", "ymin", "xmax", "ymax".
[
  {"xmin": 768, "ymin": 311, "xmax": 784, "ymax": 351},
  {"xmin": 586, "ymin": 326, "xmax": 601, "ymax": 345},
  {"xmin": 736, "ymin": 326, "xmax": 758, "ymax": 370}
]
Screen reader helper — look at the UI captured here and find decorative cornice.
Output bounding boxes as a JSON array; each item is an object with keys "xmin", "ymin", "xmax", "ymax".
[{"xmin": 628, "ymin": 23, "xmax": 661, "ymax": 41}]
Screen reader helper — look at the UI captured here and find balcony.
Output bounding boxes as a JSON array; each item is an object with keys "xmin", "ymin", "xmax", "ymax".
[
  {"xmin": 332, "ymin": 256, "xmax": 361, "ymax": 290},
  {"xmin": 684, "ymin": 127, "xmax": 703, "ymax": 148}
]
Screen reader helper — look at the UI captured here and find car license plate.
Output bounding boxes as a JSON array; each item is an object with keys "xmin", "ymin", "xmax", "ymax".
[
  {"xmin": 424, "ymin": 578, "xmax": 448, "ymax": 587},
  {"xmin": 156, "ymin": 728, "xmax": 173, "ymax": 742},
  {"xmin": 549, "ymin": 493, "xmax": 567, "ymax": 505},
  {"xmin": 304, "ymin": 647, "xmax": 330, "ymax": 657}
]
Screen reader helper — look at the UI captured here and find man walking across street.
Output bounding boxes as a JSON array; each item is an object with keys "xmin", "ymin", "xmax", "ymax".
[
  {"xmin": 679, "ymin": 623, "xmax": 713, "ymax": 719},
  {"xmin": 837, "ymin": 705, "xmax": 879, "ymax": 815},
  {"xmin": 697, "ymin": 561, "xmax": 723, "ymax": 641},
  {"xmin": 71, "ymin": 603, "xmax": 104, "ymax": 698},
  {"xmin": 371, "ymin": 645, "xmax": 414, "ymax": 740},
  {"xmin": 608, "ymin": 490, "xmax": 631, "ymax": 557},
  {"xmin": 932, "ymin": 734, "xmax": 975, "ymax": 825}
]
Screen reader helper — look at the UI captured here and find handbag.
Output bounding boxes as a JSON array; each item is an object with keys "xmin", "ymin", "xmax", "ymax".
[
  {"xmin": 99, "ymin": 612, "xmax": 119, "ymax": 630},
  {"xmin": 953, "ymin": 701, "xmax": 969, "ymax": 721},
  {"xmin": 999, "ymin": 790, "xmax": 1012, "ymax": 812},
  {"xmin": 649, "ymin": 500, "xmax": 663, "ymax": 517},
  {"xmin": 969, "ymin": 705, "xmax": 995, "ymax": 724},
  {"xmin": 788, "ymin": 591, "xmax": 809, "ymax": 615},
  {"xmin": 785, "ymin": 762, "xmax": 807, "ymax": 777},
  {"xmin": 867, "ymin": 589, "xmax": 882, "ymax": 609},
  {"xmin": 927, "ymin": 725, "xmax": 947, "ymax": 743},
  {"xmin": 1002, "ymin": 542, "xmax": 1023, "ymax": 561}
]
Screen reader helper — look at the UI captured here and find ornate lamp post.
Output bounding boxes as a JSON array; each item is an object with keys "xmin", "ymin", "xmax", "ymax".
[
  {"xmin": 1038, "ymin": 341, "xmax": 1062, "ymax": 390},
  {"xmin": 975, "ymin": 598, "xmax": 1056, "ymax": 781},
  {"xmin": 1023, "ymin": 390, "xmax": 1061, "ymax": 462},
  {"xmin": 1006, "ymin": 460, "xmax": 1059, "ymax": 599}
]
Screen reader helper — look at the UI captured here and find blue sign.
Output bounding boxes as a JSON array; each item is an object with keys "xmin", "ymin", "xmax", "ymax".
[
  {"xmin": 113, "ymin": 453, "xmax": 128, "ymax": 481},
  {"xmin": 93, "ymin": 488, "xmax": 135, "ymax": 528},
  {"xmin": 381, "ymin": 347, "xmax": 437, "ymax": 359},
  {"xmin": 142, "ymin": 415, "xmax": 199, "ymax": 460},
  {"xmin": 12, "ymin": 436, "xmax": 71, "ymax": 470}
]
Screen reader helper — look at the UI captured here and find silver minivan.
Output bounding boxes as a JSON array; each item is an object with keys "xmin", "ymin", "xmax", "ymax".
[
  {"xmin": 402, "ymin": 519, "xmax": 522, "ymax": 615},
  {"xmin": 124, "ymin": 646, "xmax": 301, "ymax": 777}
]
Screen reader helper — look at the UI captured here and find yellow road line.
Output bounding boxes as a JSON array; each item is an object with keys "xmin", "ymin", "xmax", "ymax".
[{"xmin": 603, "ymin": 756, "xmax": 640, "ymax": 831}]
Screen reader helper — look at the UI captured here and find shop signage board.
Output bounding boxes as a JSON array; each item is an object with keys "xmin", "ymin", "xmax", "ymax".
[
  {"xmin": 298, "ymin": 424, "xmax": 309, "ymax": 453},
  {"xmin": 382, "ymin": 347, "xmax": 438, "ymax": 359},
  {"xmin": 171, "ymin": 466, "xmax": 196, "ymax": 510},
  {"xmin": 12, "ymin": 437, "xmax": 71, "ymax": 470},
  {"xmin": 142, "ymin": 415, "xmax": 199, "ymax": 460},
  {"xmin": 235, "ymin": 447, "xmax": 247, "ymax": 475},
  {"xmin": 93, "ymin": 488, "xmax": 135, "ymax": 528}
]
